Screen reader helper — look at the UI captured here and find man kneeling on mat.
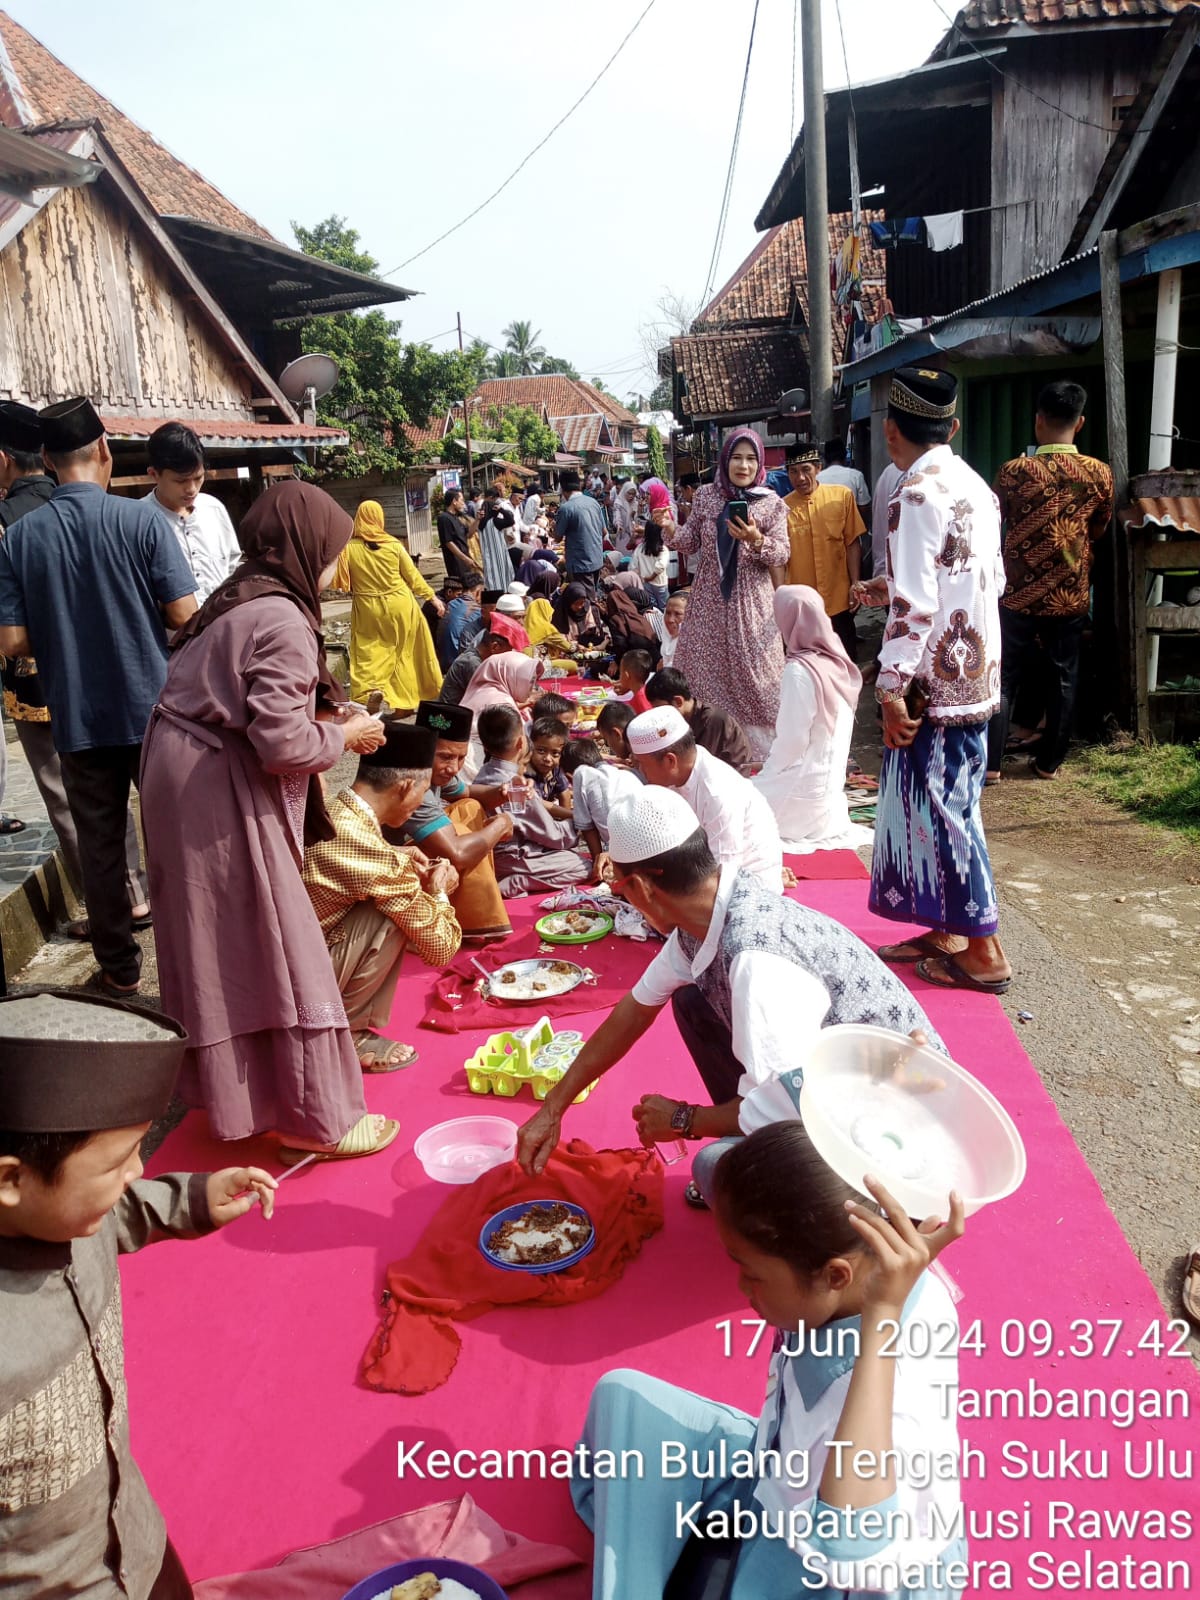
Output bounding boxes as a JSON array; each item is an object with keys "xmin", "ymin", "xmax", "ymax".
[
  {"xmin": 516, "ymin": 786, "xmax": 940, "ymax": 1207},
  {"xmin": 303, "ymin": 720, "xmax": 463, "ymax": 1071}
]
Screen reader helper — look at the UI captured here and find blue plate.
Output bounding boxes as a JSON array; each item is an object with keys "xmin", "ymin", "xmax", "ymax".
[
  {"xmin": 341, "ymin": 1556, "xmax": 507, "ymax": 1600},
  {"xmin": 478, "ymin": 1199, "xmax": 595, "ymax": 1274}
]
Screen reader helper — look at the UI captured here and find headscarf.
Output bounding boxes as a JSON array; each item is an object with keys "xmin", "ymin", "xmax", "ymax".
[
  {"xmin": 602, "ymin": 579, "xmax": 656, "ymax": 645},
  {"xmin": 525, "ymin": 598, "xmax": 569, "ymax": 649},
  {"xmin": 774, "ymin": 585, "xmax": 862, "ymax": 738},
  {"xmin": 552, "ymin": 581, "xmax": 605, "ymax": 644},
  {"xmin": 169, "ymin": 479, "xmax": 353, "ymax": 843},
  {"xmin": 714, "ymin": 428, "xmax": 767, "ymax": 604},
  {"xmin": 646, "ymin": 481, "xmax": 671, "ymax": 514},
  {"xmin": 352, "ymin": 499, "xmax": 388, "ymax": 545},
  {"xmin": 488, "ymin": 610, "xmax": 530, "ymax": 652},
  {"xmin": 460, "ymin": 653, "xmax": 541, "ymax": 718},
  {"xmin": 528, "ymin": 566, "xmax": 560, "ymax": 601}
]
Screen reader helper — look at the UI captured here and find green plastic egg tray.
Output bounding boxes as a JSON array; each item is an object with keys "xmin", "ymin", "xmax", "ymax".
[{"xmin": 463, "ymin": 1016, "xmax": 591, "ymax": 1103}]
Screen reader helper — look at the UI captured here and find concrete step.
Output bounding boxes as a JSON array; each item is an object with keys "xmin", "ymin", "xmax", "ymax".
[{"xmin": 0, "ymin": 724, "xmax": 84, "ymax": 982}]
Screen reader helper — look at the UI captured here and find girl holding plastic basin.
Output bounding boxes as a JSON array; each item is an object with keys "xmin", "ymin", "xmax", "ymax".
[{"xmin": 574, "ymin": 1121, "xmax": 969, "ymax": 1599}]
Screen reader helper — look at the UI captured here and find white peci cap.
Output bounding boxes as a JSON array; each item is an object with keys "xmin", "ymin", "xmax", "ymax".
[
  {"xmin": 495, "ymin": 595, "xmax": 527, "ymax": 615},
  {"xmin": 608, "ymin": 787, "xmax": 702, "ymax": 866},
  {"xmin": 506, "ymin": 581, "xmax": 529, "ymax": 596},
  {"xmin": 626, "ymin": 705, "xmax": 690, "ymax": 755}
]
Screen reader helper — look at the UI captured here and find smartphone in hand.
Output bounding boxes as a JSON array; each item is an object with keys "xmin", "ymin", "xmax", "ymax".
[{"xmin": 727, "ymin": 499, "xmax": 749, "ymax": 524}]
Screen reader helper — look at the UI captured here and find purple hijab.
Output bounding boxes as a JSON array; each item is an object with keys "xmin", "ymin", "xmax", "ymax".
[{"xmin": 715, "ymin": 428, "xmax": 767, "ymax": 601}]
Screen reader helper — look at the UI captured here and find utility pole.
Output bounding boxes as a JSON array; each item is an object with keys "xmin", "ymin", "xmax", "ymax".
[
  {"xmin": 800, "ymin": 0, "xmax": 833, "ymax": 444},
  {"xmin": 457, "ymin": 311, "xmax": 474, "ymax": 492}
]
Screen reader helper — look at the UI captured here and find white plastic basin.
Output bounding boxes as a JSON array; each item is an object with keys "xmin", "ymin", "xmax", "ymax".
[
  {"xmin": 799, "ymin": 1024, "xmax": 1026, "ymax": 1218},
  {"xmin": 413, "ymin": 1115, "xmax": 518, "ymax": 1184}
]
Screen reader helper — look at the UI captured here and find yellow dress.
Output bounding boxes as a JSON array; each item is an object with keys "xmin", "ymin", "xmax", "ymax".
[{"xmin": 341, "ymin": 501, "xmax": 443, "ymax": 709}]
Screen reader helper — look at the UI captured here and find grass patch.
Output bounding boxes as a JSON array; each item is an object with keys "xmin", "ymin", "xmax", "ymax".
[{"xmin": 1071, "ymin": 740, "xmax": 1200, "ymax": 843}]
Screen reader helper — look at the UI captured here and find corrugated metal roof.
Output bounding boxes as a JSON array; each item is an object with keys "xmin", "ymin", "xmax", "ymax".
[{"xmin": 0, "ymin": 123, "xmax": 97, "ymax": 232}]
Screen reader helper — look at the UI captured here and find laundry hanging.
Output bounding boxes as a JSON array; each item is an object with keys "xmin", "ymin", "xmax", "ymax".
[
  {"xmin": 868, "ymin": 217, "xmax": 922, "ymax": 248},
  {"xmin": 924, "ymin": 211, "xmax": 965, "ymax": 252}
]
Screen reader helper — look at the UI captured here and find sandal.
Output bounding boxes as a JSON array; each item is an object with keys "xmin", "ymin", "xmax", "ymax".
[
  {"xmin": 877, "ymin": 934, "xmax": 966, "ymax": 965},
  {"xmin": 1030, "ymin": 761, "xmax": 1058, "ymax": 780},
  {"xmin": 0, "ymin": 814, "xmax": 26, "ymax": 835},
  {"xmin": 915, "ymin": 954, "xmax": 1012, "ymax": 996},
  {"xmin": 1184, "ymin": 1244, "xmax": 1200, "ymax": 1325},
  {"xmin": 354, "ymin": 1033, "xmax": 420, "ymax": 1073},
  {"xmin": 684, "ymin": 1181, "xmax": 709, "ymax": 1211},
  {"xmin": 277, "ymin": 1113, "xmax": 400, "ymax": 1166},
  {"xmin": 83, "ymin": 969, "xmax": 141, "ymax": 999}
]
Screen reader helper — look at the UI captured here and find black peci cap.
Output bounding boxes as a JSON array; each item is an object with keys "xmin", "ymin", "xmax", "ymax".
[
  {"xmin": 0, "ymin": 401, "xmax": 43, "ymax": 455},
  {"xmin": 415, "ymin": 700, "xmax": 473, "ymax": 742},
  {"xmin": 358, "ymin": 719, "xmax": 437, "ymax": 772},
  {"xmin": 39, "ymin": 397, "xmax": 105, "ymax": 453}
]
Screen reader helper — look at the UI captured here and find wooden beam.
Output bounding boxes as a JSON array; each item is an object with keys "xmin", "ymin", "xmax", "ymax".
[
  {"xmin": 1099, "ymin": 229, "xmax": 1138, "ymax": 733},
  {"xmin": 1081, "ymin": 21, "xmax": 1200, "ymax": 255}
]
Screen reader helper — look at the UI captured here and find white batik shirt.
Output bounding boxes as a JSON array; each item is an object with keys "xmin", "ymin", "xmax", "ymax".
[
  {"xmin": 877, "ymin": 446, "xmax": 1005, "ymax": 723},
  {"xmin": 679, "ymin": 747, "xmax": 782, "ymax": 892}
]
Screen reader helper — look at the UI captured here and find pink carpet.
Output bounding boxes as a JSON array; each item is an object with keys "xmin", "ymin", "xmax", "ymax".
[{"xmin": 128, "ymin": 884, "xmax": 1199, "ymax": 1593}]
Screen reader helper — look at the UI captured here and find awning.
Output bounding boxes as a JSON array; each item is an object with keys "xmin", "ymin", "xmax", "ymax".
[
  {"xmin": 0, "ymin": 123, "xmax": 100, "ymax": 201},
  {"xmin": 101, "ymin": 414, "xmax": 349, "ymax": 449},
  {"xmin": 839, "ymin": 206, "xmax": 1200, "ymax": 383}
]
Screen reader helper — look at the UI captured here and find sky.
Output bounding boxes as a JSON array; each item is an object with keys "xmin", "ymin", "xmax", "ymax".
[{"xmin": 7, "ymin": 0, "xmax": 948, "ymax": 402}]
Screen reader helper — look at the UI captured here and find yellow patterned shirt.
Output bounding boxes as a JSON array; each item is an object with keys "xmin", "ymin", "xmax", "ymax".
[{"xmin": 303, "ymin": 788, "xmax": 462, "ymax": 963}]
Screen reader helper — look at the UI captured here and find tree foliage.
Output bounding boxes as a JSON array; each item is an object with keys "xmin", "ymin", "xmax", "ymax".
[
  {"xmin": 646, "ymin": 424, "xmax": 667, "ymax": 480},
  {"xmin": 442, "ymin": 404, "xmax": 558, "ymax": 465},
  {"xmin": 538, "ymin": 354, "xmax": 581, "ymax": 379},
  {"xmin": 291, "ymin": 215, "xmax": 488, "ymax": 478},
  {"xmin": 502, "ymin": 319, "xmax": 546, "ymax": 374}
]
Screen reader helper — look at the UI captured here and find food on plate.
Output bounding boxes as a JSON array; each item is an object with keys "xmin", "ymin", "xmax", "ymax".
[
  {"xmin": 488, "ymin": 1202, "xmax": 592, "ymax": 1265},
  {"xmin": 542, "ymin": 909, "xmax": 607, "ymax": 937},
  {"xmin": 385, "ymin": 1578, "xmax": 483, "ymax": 1600},
  {"xmin": 486, "ymin": 961, "xmax": 581, "ymax": 1000}
]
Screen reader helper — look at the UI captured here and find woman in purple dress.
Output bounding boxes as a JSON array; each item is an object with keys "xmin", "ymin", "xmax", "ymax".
[
  {"xmin": 141, "ymin": 482, "xmax": 398, "ymax": 1163},
  {"xmin": 664, "ymin": 430, "xmax": 789, "ymax": 756}
]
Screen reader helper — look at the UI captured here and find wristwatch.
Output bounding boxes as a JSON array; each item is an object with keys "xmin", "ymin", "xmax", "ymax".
[{"xmin": 671, "ymin": 1101, "xmax": 697, "ymax": 1138}]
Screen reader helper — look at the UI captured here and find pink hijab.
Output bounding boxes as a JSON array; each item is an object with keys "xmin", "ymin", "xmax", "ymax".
[
  {"xmin": 774, "ymin": 585, "xmax": 862, "ymax": 737},
  {"xmin": 460, "ymin": 653, "xmax": 541, "ymax": 718}
]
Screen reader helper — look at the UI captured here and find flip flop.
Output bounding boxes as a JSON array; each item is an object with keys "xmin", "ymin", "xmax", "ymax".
[
  {"xmin": 277, "ymin": 1113, "xmax": 400, "ymax": 1166},
  {"xmin": 915, "ymin": 954, "xmax": 1012, "ymax": 996},
  {"xmin": 0, "ymin": 814, "xmax": 26, "ymax": 834},
  {"xmin": 683, "ymin": 1181, "xmax": 709, "ymax": 1210},
  {"xmin": 356, "ymin": 1035, "xmax": 420, "ymax": 1073},
  {"xmin": 1030, "ymin": 761, "xmax": 1058, "ymax": 780},
  {"xmin": 1184, "ymin": 1244, "xmax": 1200, "ymax": 1325},
  {"xmin": 877, "ymin": 934, "xmax": 965, "ymax": 965}
]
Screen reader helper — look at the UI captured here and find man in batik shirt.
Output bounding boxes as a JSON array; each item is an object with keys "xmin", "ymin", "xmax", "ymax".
[
  {"xmin": 986, "ymin": 381, "xmax": 1113, "ymax": 780},
  {"xmin": 852, "ymin": 367, "xmax": 1012, "ymax": 996}
]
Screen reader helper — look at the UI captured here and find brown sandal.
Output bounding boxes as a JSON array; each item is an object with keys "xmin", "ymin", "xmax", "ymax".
[{"xmin": 877, "ymin": 934, "xmax": 966, "ymax": 965}]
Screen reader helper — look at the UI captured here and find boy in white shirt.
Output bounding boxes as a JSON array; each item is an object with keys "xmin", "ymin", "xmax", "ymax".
[{"xmin": 145, "ymin": 422, "xmax": 241, "ymax": 604}]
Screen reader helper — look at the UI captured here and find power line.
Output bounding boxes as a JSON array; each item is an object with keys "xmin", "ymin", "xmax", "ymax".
[
  {"xmin": 701, "ymin": 0, "xmax": 761, "ymax": 308},
  {"xmin": 379, "ymin": 0, "xmax": 659, "ymax": 277},
  {"xmin": 832, "ymin": 0, "xmax": 861, "ymax": 225},
  {"xmin": 926, "ymin": 0, "xmax": 1118, "ymax": 132}
]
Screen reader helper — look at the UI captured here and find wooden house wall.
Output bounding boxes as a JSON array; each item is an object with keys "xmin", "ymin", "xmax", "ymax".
[
  {"xmin": 989, "ymin": 36, "xmax": 1155, "ymax": 291},
  {"xmin": 323, "ymin": 472, "xmax": 436, "ymax": 563},
  {"xmin": 0, "ymin": 179, "xmax": 258, "ymax": 419}
]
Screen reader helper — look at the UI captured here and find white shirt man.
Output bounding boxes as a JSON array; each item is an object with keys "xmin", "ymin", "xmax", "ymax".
[
  {"xmin": 626, "ymin": 706, "xmax": 783, "ymax": 892},
  {"xmin": 146, "ymin": 490, "xmax": 240, "ymax": 603},
  {"xmin": 818, "ymin": 460, "xmax": 871, "ymax": 509}
]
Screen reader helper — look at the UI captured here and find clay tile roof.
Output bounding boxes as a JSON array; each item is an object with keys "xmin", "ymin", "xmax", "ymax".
[
  {"xmin": 402, "ymin": 416, "xmax": 449, "ymax": 450},
  {"xmin": 955, "ymin": 0, "xmax": 1189, "ymax": 27},
  {"xmin": 0, "ymin": 10, "xmax": 271, "ymax": 238},
  {"xmin": 695, "ymin": 214, "xmax": 887, "ymax": 354},
  {"xmin": 472, "ymin": 374, "xmax": 638, "ymax": 431},
  {"xmin": 670, "ymin": 329, "xmax": 805, "ymax": 424}
]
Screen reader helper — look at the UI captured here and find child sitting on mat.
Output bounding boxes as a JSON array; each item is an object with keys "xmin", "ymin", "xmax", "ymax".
[
  {"xmin": 0, "ymin": 991, "xmax": 278, "ymax": 1599},
  {"xmin": 614, "ymin": 648, "xmax": 654, "ymax": 714},
  {"xmin": 474, "ymin": 705, "xmax": 590, "ymax": 898},
  {"xmin": 596, "ymin": 700, "xmax": 637, "ymax": 767},
  {"xmin": 559, "ymin": 738, "xmax": 641, "ymax": 885},
  {"xmin": 526, "ymin": 715, "xmax": 573, "ymax": 821},
  {"xmin": 573, "ymin": 1122, "xmax": 968, "ymax": 1599},
  {"xmin": 531, "ymin": 690, "xmax": 579, "ymax": 731}
]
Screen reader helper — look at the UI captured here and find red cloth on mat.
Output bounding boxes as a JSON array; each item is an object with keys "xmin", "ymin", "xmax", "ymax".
[
  {"xmin": 420, "ymin": 928, "xmax": 654, "ymax": 1033},
  {"xmin": 193, "ymin": 1493, "xmax": 588, "ymax": 1599},
  {"xmin": 363, "ymin": 1142, "xmax": 663, "ymax": 1395},
  {"xmin": 784, "ymin": 849, "xmax": 870, "ymax": 882}
]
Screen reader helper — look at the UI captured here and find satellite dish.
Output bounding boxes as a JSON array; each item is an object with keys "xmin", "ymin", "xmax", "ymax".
[
  {"xmin": 279, "ymin": 353, "xmax": 340, "ymax": 403},
  {"xmin": 779, "ymin": 387, "xmax": 809, "ymax": 415}
]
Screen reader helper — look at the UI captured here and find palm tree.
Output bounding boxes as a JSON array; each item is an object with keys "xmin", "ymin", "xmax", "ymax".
[
  {"xmin": 502, "ymin": 319, "xmax": 546, "ymax": 375},
  {"xmin": 491, "ymin": 349, "xmax": 522, "ymax": 378}
]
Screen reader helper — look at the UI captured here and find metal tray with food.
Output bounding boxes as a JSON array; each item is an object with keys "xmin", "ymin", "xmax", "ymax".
[{"xmin": 482, "ymin": 957, "xmax": 595, "ymax": 1002}]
